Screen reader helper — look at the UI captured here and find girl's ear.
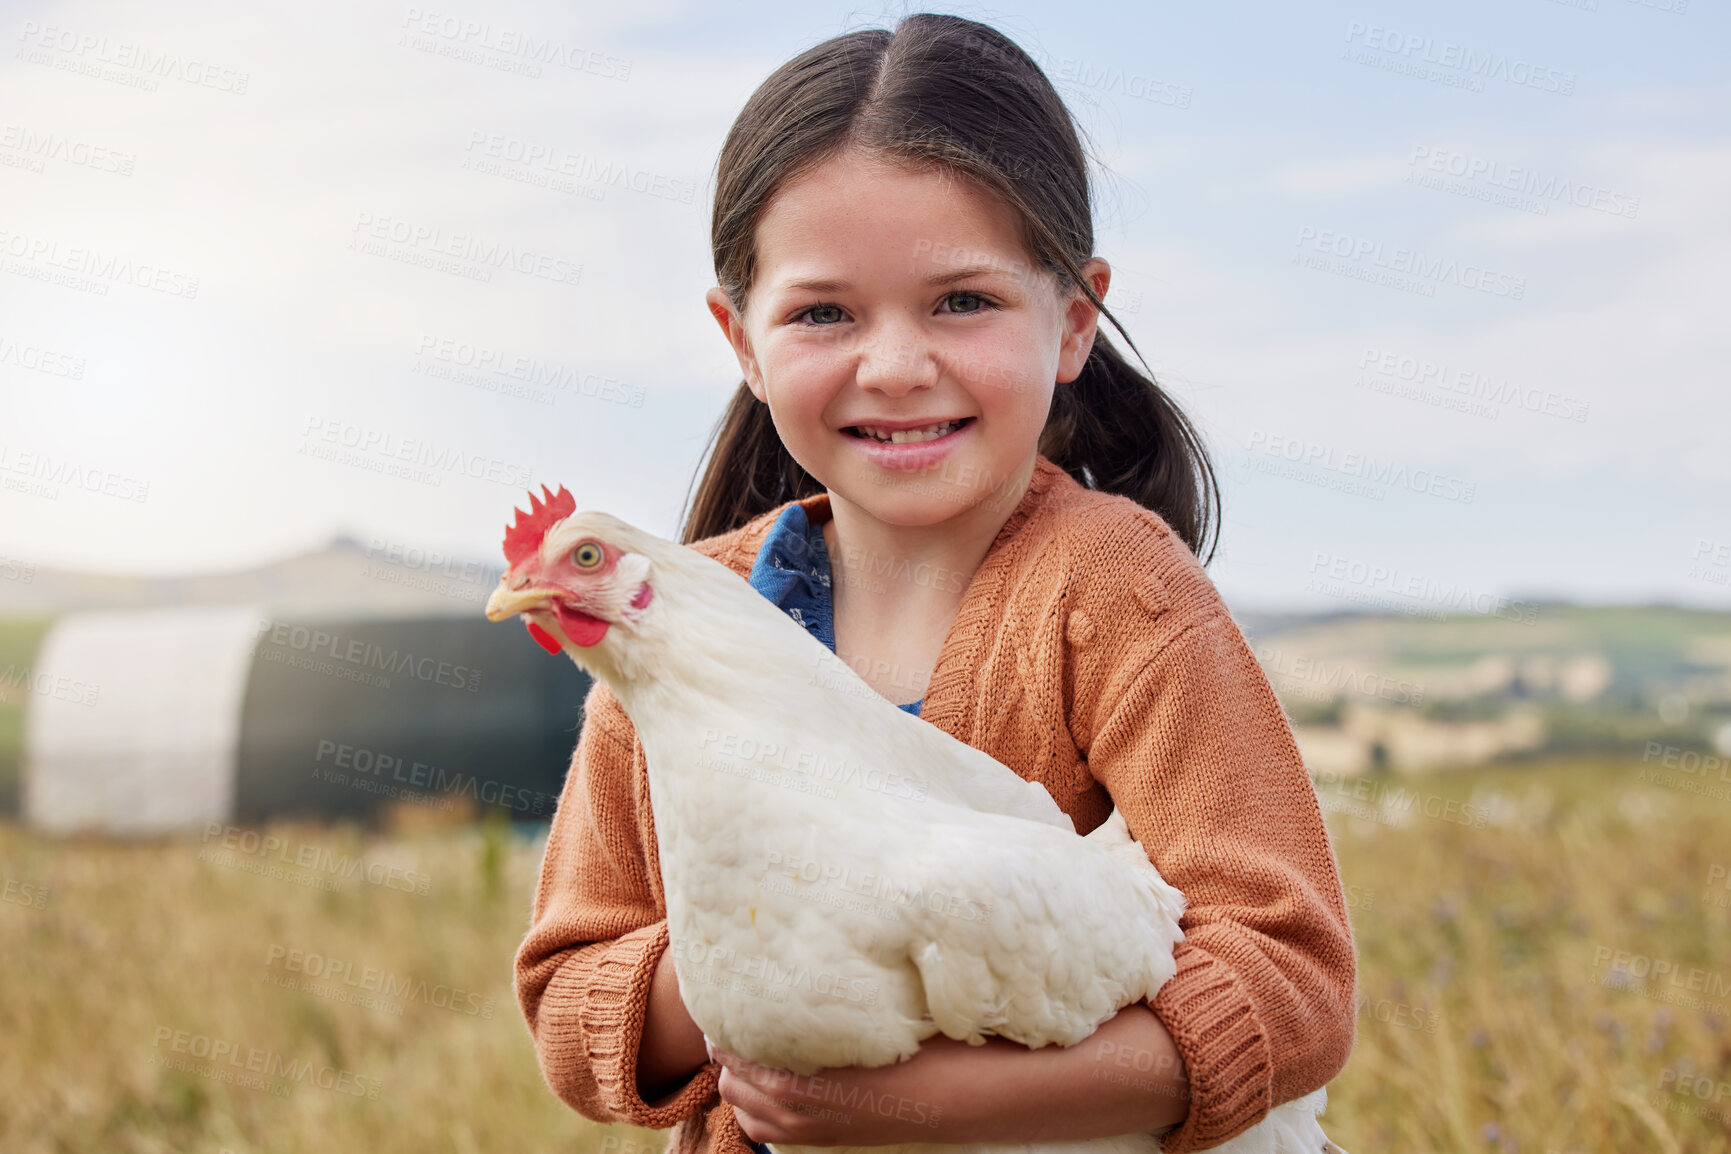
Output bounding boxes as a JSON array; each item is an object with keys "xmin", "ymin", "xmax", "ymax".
[
  {"xmin": 1056, "ymin": 258, "xmax": 1112, "ymax": 385},
  {"xmin": 705, "ymin": 287, "xmax": 769, "ymax": 402}
]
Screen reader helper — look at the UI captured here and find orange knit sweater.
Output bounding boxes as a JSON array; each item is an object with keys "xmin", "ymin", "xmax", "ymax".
[{"xmin": 513, "ymin": 455, "xmax": 1356, "ymax": 1152}]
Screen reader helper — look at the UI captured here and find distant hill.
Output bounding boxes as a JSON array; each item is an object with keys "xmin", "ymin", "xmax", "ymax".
[
  {"xmin": 1236, "ymin": 604, "xmax": 1731, "ymax": 773},
  {"xmin": 0, "ymin": 536, "xmax": 502, "ymax": 619}
]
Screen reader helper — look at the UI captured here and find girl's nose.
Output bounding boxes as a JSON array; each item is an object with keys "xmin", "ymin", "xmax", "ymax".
[{"xmin": 852, "ymin": 321, "xmax": 937, "ymax": 396}]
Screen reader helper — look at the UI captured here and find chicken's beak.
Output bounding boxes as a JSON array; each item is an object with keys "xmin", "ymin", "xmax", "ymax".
[{"xmin": 485, "ymin": 581, "xmax": 554, "ymax": 622}]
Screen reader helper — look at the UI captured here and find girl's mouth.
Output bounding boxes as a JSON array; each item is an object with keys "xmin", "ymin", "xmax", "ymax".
[{"xmin": 846, "ymin": 418, "xmax": 972, "ymax": 444}]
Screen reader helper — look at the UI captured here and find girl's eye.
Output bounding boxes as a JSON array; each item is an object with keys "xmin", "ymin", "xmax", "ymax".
[
  {"xmin": 801, "ymin": 304, "xmax": 845, "ymax": 325},
  {"xmin": 572, "ymin": 542, "xmax": 604, "ymax": 569},
  {"xmin": 943, "ymin": 292, "xmax": 994, "ymax": 314}
]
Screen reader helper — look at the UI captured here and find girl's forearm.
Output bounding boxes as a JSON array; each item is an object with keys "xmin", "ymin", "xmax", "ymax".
[
  {"xmin": 636, "ymin": 946, "xmax": 711, "ymax": 1103},
  {"xmin": 715, "ymin": 1002, "xmax": 1189, "ymax": 1146},
  {"xmin": 939, "ymin": 1003, "xmax": 1189, "ymax": 1142}
]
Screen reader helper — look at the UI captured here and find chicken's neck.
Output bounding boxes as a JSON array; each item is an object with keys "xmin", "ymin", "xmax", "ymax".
[{"xmin": 593, "ymin": 547, "xmax": 881, "ymax": 815}]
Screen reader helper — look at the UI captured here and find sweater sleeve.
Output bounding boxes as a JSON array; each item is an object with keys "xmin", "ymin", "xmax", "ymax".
[
  {"xmin": 1086, "ymin": 610, "xmax": 1357, "ymax": 1152},
  {"xmin": 513, "ymin": 680, "xmax": 721, "ymax": 1126}
]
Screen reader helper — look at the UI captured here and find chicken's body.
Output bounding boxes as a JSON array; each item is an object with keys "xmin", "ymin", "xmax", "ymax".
[{"xmin": 486, "ymin": 500, "xmax": 1338, "ymax": 1154}]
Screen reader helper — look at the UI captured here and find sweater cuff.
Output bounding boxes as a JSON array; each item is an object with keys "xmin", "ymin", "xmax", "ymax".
[
  {"xmin": 1149, "ymin": 945, "xmax": 1272, "ymax": 1152},
  {"xmin": 571, "ymin": 921, "xmax": 720, "ymax": 1126}
]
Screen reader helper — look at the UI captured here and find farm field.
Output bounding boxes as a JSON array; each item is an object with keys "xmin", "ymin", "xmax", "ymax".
[{"xmin": 1, "ymin": 758, "xmax": 1727, "ymax": 1153}]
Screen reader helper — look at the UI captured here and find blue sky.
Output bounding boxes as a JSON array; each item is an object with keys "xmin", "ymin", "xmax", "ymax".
[{"xmin": 1, "ymin": 0, "xmax": 1726, "ymax": 614}]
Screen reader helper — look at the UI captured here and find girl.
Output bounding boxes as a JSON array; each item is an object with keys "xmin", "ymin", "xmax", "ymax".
[{"xmin": 515, "ymin": 13, "xmax": 1355, "ymax": 1153}]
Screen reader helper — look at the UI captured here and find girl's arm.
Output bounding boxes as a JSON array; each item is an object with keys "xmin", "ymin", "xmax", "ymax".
[
  {"xmin": 514, "ymin": 681, "xmax": 720, "ymax": 1125},
  {"xmin": 638, "ymin": 946, "xmax": 711, "ymax": 1100},
  {"xmin": 1086, "ymin": 604, "xmax": 1357, "ymax": 1152},
  {"xmin": 712, "ymin": 1002, "xmax": 1188, "ymax": 1146}
]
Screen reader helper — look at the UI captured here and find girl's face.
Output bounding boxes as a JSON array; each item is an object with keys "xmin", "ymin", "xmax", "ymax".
[{"xmin": 706, "ymin": 148, "xmax": 1109, "ymax": 528}]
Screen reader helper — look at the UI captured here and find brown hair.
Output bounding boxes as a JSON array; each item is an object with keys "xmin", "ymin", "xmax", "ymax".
[{"xmin": 680, "ymin": 13, "xmax": 1220, "ymax": 561}]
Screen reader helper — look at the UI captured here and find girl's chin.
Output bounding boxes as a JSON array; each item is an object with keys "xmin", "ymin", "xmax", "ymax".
[{"xmin": 829, "ymin": 455, "xmax": 1018, "ymax": 524}]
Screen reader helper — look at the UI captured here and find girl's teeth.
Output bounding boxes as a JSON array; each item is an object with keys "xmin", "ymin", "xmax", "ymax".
[{"xmin": 861, "ymin": 420, "xmax": 960, "ymax": 444}]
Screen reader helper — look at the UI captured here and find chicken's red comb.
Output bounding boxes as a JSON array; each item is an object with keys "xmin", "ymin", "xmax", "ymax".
[{"xmin": 503, "ymin": 484, "xmax": 576, "ymax": 568}]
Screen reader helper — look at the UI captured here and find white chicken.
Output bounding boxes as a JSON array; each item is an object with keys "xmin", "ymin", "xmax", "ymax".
[{"xmin": 485, "ymin": 487, "xmax": 1339, "ymax": 1154}]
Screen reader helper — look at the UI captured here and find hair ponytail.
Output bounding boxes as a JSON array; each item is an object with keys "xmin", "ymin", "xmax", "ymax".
[
  {"xmin": 681, "ymin": 382, "xmax": 822, "ymax": 546},
  {"xmin": 681, "ymin": 13, "xmax": 1219, "ymax": 562},
  {"xmin": 1042, "ymin": 334, "xmax": 1219, "ymax": 562}
]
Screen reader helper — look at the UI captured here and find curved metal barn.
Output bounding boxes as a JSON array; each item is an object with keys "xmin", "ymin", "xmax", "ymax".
[{"xmin": 21, "ymin": 607, "xmax": 590, "ymax": 834}]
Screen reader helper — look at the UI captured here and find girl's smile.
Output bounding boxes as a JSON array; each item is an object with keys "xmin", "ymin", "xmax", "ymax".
[{"xmin": 841, "ymin": 416, "xmax": 974, "ymax": 472}]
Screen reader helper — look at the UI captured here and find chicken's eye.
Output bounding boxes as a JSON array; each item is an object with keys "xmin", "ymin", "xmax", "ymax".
[{"xmin": 572, "ymin": 542, "xmax": 604, "ymax": 569}]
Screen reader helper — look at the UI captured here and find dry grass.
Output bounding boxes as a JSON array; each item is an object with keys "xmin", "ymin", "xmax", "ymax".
[
  {"xmin": 1, "ymin": 759, "xmax": 1727, "ymax": 1152},
  {"xmin": 0, "ymin": 812, "xmax": 661, "ymax": 1154},
  {"xmin": 1324, "ymin": 759, "xmax": 1731, "ymax": 1153}
]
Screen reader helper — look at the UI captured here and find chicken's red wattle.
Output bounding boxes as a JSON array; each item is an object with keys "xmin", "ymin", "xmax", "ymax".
[
  {"xmin": 525, "ymin": 620, "xmax": 563, "ymax": 654},
  {"xmin": 552, "ymin": 601, "xmax": 610, "ymax": 648}
]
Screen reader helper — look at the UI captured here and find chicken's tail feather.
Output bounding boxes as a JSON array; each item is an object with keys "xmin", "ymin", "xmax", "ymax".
[{"xmin": 911, "ymin": 939, "xmax": 1003, "ymax": 1046}]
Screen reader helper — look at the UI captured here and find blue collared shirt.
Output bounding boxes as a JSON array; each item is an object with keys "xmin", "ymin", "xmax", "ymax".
[{"xmin": 746, "ymin": 503, "xmax": 924, "ymax": 717}]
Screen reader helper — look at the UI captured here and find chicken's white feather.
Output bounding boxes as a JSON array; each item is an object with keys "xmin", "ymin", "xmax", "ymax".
[{"xmin": 526, "ymin": 511, "xmax": 1342, "ymax": 1154}]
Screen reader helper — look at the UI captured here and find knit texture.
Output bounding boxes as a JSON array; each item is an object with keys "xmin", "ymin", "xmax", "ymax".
[{"xmin": 513, "ymin": 455, "xmax": 1357, "ymax": 1152}]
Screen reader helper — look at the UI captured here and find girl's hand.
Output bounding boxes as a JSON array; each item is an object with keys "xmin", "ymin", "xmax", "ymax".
[{"xmin": 712, "ymin": 1003, "xmax": 1189, "ymax": 1147}]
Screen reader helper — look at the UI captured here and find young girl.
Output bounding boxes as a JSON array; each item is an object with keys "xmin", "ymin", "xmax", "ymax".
[{"xmin": 515, "ymin": 13, "xmax": 1355, "ymax": 1153}]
